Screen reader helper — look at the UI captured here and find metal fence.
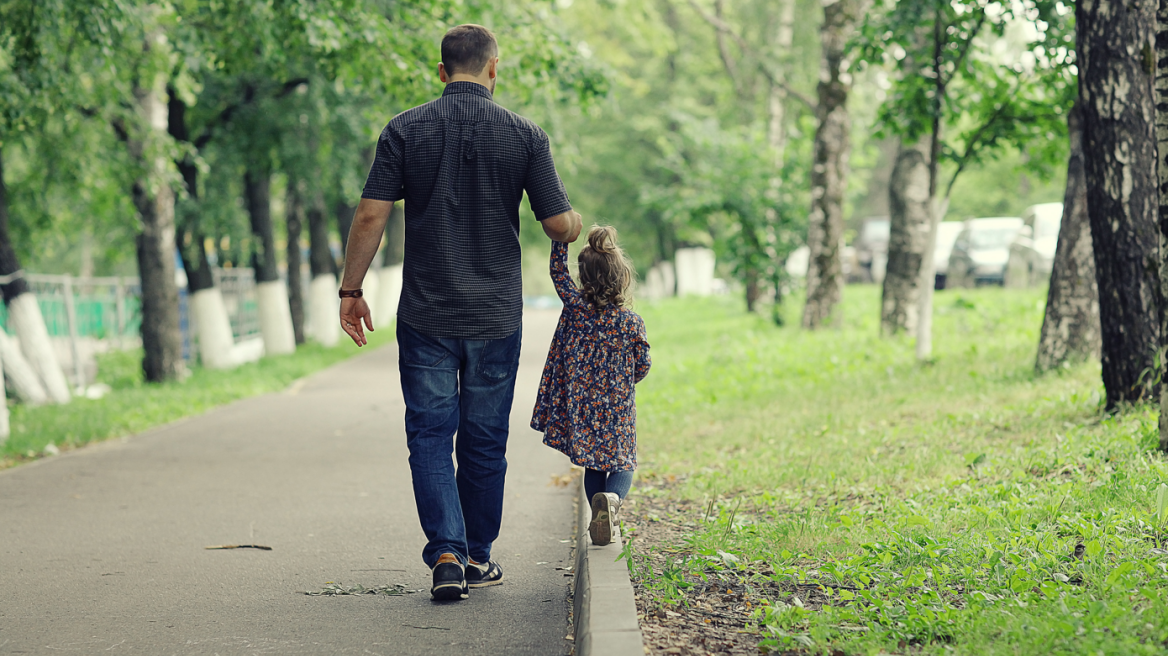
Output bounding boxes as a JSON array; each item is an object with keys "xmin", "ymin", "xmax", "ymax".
[
  {"xmin": 0, "ymin": 268, "xmax": 265, "ymax": 388},
  {"xmin": 211, "ymin": 268, "xmax": 261, "ymax": 341}
]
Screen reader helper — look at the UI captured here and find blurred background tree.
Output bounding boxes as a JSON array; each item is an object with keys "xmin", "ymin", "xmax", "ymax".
[{"xmin": 1, "ymin": 0, "xmax": 1104, "ymax": 387}]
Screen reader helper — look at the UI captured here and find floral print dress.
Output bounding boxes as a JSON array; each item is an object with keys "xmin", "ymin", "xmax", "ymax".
[{"xmin": 531, "ymin": 241, "xmax": 651, "ymax": 472}]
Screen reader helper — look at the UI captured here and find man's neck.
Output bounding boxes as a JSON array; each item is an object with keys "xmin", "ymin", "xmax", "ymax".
[{"xmin": 446, "ymin": 75, "xmax": 491, "ymax": 89}]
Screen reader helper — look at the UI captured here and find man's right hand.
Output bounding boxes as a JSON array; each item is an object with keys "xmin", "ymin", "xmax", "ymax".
[
  {"xmin": 540, "ymin": 210, "xmax": 583, "ymax": 243},
  {"xmin": 340, "ymin": 296, "xmax": 374, "ymax": 347}
]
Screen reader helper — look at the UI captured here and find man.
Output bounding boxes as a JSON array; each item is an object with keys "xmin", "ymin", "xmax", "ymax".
[{"xmin": 338, "ymin": 24, "xmax": 583, "ymax": 602}]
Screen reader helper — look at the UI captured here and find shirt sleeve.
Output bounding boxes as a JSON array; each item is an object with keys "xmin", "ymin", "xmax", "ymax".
[
  {"xmin": 525, "ymin": 129, "xmax": 573, "ymax": 221},
  {"xmin": 361, "ymin": 123, "xmax": 405, "ymax": 202},
  {"xmin": 551, "ymin": 241, "xmax": 587, "ymax": 309},
  {"xmin": 632, "ymin": 315, "xmax": 651, "ymax": 383}
]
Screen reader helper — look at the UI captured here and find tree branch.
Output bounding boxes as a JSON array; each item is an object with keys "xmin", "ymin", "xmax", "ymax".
[
  {"xmin": 193, "ymin": 77, "xmax": 310, "ymax": 149},
  {"xmin": 712, "ymin": 0, "xmax": 740, "ymax": 85},
  {"xmin": 944, "ymin": 10, "xmax": 989, "ymax": 87},
  {"xmin": 943, "ymin": 99, "xmax": 1012, "ymax": 198},
  {"xmin": 683, "ymin": 0, "xmax": 817, "ymax": 112}
]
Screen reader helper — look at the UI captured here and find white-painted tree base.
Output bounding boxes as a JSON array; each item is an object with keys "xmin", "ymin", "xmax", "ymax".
[
  {"xmin": 230, "ymin": 336, "xmax": 264, "ymax": 364},
  {"xmin": 190, "ymin": 288, "xmax": 238, "ymax": 369},
  {"xmin": 658, "ymin": 260, "xmax": 676, "ymax": 297},
  {"xmin": 9, "ymin": 293, "xmax": 71, "ymax": 403},
  {"xmin": 361, "ymin": 269, "xmax": 381, "ymax": 328},
  {"xmin": 675, "ymin": 248, "xmax": 717, "ymax": 297},
  {"xmin": 308, "ymin": 274, "xmax": 339, "ymax": 347},
  {"xmin": 0, "ymin": 343, "xmax": 8, "ymax": 443},
  {"xmin": 256, "ymin": 280, "xmax": 297, "ymax": 356},
  {"xmin": 0, "ymin": 330, "xmax": 47, "ymax": 405},
  {"xmin": 376, "ymin": 264, "xmax": 403, "ymax": 327},
  {"xmin": 644, "ymin": 266, "xmax": 666, "ymax": 303}
]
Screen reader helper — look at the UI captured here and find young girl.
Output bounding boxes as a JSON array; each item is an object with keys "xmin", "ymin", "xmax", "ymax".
[{"xmin": 532, "ymin": 226, "xmax": 651, "ymax": 546}]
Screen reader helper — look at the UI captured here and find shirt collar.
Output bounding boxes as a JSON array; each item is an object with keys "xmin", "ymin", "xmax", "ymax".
[{"xmin": 442, "ymin": 81, "xmax": 494, "ymax": 101}]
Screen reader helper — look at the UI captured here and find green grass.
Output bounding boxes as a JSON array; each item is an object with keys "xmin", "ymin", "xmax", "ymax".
[
  {"xmin": 631, "ymin": 286, "xmax": 1168, "ymax": 655},
  {"xmin": 0, "ymin": 331, "xmax": 379, "ymax": 468}
]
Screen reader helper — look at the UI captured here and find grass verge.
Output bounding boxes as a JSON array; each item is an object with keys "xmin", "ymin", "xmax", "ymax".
[
  {"xmin": 0, "ymin": 332, "xmax": 378, "ymax": 470},
  {"xmin": 629, "ymin": 285, "xmax": 1168, "ymax": 655}
]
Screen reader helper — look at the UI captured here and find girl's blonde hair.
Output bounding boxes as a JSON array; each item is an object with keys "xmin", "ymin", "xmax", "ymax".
[{"xmin": 578, "ymin": 225, "xmax": 634, "ymax": 309}]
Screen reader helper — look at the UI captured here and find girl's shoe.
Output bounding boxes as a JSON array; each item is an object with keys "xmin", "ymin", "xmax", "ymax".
[{"xmin": 589, "ymin": 492, "xmax": 621, "ymax": 546}]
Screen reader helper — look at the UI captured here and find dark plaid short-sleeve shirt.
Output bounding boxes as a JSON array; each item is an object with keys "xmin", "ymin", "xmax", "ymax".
[{"xmin": 361, "ymin": 81, "xmax": 573, "ymax": 340}]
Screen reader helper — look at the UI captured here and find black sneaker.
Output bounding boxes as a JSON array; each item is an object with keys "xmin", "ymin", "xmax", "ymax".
[
  {"xmin": 431, "ymin": 554, "xmax": 468, "ymax": 601},
  {"xmin": 466, "ymin": 559, "xmax": 504, "ymax": 588}
]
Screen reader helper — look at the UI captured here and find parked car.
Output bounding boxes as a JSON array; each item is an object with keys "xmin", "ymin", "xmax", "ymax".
[
  {"xmin": 946, "ymin": 217, "xmax": 1024, "ymax": 287},
  {"xmin": 852, "ymin": 216, "xmax": 890, "ymax": 284},
  {"xmin": 1004, "ymin": 202, "xmax": 1063, "ymax": 288},
  {"xmin": 932, "ymin": 222, "xmax": 965, "ymax": 289}
]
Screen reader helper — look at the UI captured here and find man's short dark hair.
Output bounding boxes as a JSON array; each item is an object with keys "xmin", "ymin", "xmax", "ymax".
[{"xmin": 441, "ymin": 24, "xmax": 498, "ymax": 76}]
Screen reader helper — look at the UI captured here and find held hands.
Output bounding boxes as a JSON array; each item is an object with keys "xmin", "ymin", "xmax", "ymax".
[
  {"xmin": 541, "ymin": 209, "xmax": 583, "ymax": 243},
  {"xmin": 340, "ymin": 297, "xmax": 374, "ymax": 347},
  {"xmin": 563, "ymin": 211, "xmax": 583, "ymax": 243}
]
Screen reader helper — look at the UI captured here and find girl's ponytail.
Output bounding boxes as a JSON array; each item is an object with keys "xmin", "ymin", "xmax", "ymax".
[
  {"xmin": 588, "ymin": 225, "xmax": 618, "ymax": 256},
  {"xmin": 579, "ymin": 225, "xmax": 634, "ymax": 310}
]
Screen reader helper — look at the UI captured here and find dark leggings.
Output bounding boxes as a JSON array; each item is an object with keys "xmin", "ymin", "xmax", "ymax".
[{"xmin": 584, "ymin": 468, "xmax": 634, "ymax": 502}]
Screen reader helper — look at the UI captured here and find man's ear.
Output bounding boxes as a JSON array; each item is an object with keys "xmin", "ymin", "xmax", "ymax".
[
  {"xmin": 438, "ymin": 62, "xmax": 448, "ymax": 83},
  {"xmin": 488, "ymin": 57, "xmax": 498, "ymax": 79}
]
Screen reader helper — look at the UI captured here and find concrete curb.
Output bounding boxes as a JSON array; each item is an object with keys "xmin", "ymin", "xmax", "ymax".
[{"xmin": 573, "ymin": 478, "xmax": 645, "ymax": 655}]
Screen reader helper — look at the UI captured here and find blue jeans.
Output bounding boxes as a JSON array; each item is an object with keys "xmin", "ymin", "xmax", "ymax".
[
  {"xmin": 397, "ymin": 320, "xmax": 522, "ymax": 568},
  {"xmin": 584, "ymin": 469, "xmax": 634, "ymax": 501}
]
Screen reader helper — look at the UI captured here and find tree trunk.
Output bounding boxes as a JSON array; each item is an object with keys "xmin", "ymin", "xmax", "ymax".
[
  {"xmin": 0, "ymin": 152, "xmax": 31, "ymax": 306},
  {"xmin": 745, "ymin": 269, "xmax": 762, "ymax": 313},
  {"xmin": 246, "ymin": 171, "xmax": 278, "ymax": 284},
  {"xmin": 336, "ymin": 199, "xmax": 354, "ymax": 261},
  {"xmin": 376, "ymin": 201, "xmax": 406, "ymax": 326},
  {"xmin": 286, "ymin": 179, "xmax": 305, "ymax": 345},
  {"xmin": 309, "ymin": 194, "xmax": 340, "ymax": 347},
  {"xmin": 802, "ymin": 0, "xmax": 856, "ymax": 329},
  {"xmin": 913, "ymin": 13, "xmax": 948, "ymax": 361},
  {"xmin": 0, "ymin": 149, "xmax": 70, "ymax": 402},
  {"xmin": 0, "ymin": 150, "xmax": 47, "ymax": 408},
  {"xmin": 382, "ymin": 201, "xmax": 405, "ymax": 268},
  {"xmin": 0, "ymin": 329, "xmax": 44, "ymax": 405},
  {"xmin": 1037, "ymin": 102, "xmax": 1101, "ymax": 373},
  {"xmin": 767, "ymin": 0, "xmax": 797, "ymax": 164},
  {"xmin": 1078, "ymin": 0, "xmax": 1159, "ymax": 409},
  {"xmin": 245, "ymin": 169, "xmax": 296, "ymax": 355},
  {"xmin": 129, "ymin": 76, "xmax": 184, "ymax": 384},
  {"xmin": 881, "ymin": 139, "xmax": 932, "ymax": 336},
  {"xmin": 1156, "ymin": 0, "xmax": 1168, "ymax": 447},
  {"xmin": 166, "ymin": 90, "xmax": 214, "ymax": 294},
  {"xmin": 310, "ymin": 198, "xmax": 337, "ymax": 277}
]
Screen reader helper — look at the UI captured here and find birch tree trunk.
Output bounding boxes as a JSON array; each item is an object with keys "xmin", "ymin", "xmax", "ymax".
[
  {"xmin": 1156, "ymin": 0, "xmax": 1168, "ymax": 447},
  {"xmin": 768, "ymin": 0, "xmax": 797, "ymax": 165},
  {"xmin": 881, "ymin": 139, "xmax": 932, "ymax": 336},
  {"xmin": 131, "ymin": 72, "xmax": 184, "ymax": 383},
  {"xmin": 1037, "ymin": 102, "xmax": 1101, "ymax": 373},
  {"xmin": 1077, "ymin": 0, "xmax": 1160, "ymax": 409},
  {"xmin": 802, "ymin": 0, "xmax": 857, "ymax": 329}
]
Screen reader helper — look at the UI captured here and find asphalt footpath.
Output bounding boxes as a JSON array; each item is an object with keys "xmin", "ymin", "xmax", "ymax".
[{"xmin": 0, "ymin": 310, "xmax": 576, "ymax": 656}]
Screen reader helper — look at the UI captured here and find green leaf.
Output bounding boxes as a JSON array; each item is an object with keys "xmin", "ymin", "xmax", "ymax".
[{"xmin": 1156, "ymin": 484, "xmax": 1168, "ymax": 528}]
